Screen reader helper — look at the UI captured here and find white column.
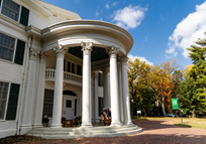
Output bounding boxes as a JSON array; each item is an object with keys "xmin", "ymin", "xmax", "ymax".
[
  {"xmin": 103, "ymin": 68, "xmax": 110, "ymax": 108},
  {"xmin": 118, "ymin": 62, "xmax": 124, "ymax": 123},
  {"xmin": 33, "ymin": 53, "xmax": 47, "ymax": 128},
  {"xmin": 21, "ymin": 48, "xmax": 38, "ymax": 128},
  {"xmin": 51, "ymin": 47, "xmax": 66, "ymax": 128},
  {"xmin": 121, "ymin": 56, "xmax": 132, "ymax": 125},
  {"xmin": 108, "ymin": 46, "xmax": 121, "ymax": 126},
  {"xmin": 81, "ymin": 42, "xmax": 93, "ymax": 127}
]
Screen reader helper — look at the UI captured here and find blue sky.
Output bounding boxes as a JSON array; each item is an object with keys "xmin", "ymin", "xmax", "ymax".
[{"xmin": 43, "ymin": 0, "xmax": 206, "ymax": 68}]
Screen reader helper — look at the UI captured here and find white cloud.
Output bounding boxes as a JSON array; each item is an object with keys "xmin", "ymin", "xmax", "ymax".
[
  {"xmin": 128, "ymin": 54, "xmax": 153, "ymax": 65},
  {"xmin": 112, "ymin": 1, "xmax": 118, "ymax": 6},
  {"xmin": 95, "ymin": 12, "xmax": 99, "ymax": 17},
  {"xmin": 105, "ymin": 4, "xmax": 110, "ymax": 9},
  {"xmin": 166, "ymin": 1, "xmax": 206, "ymax": 58},
  {"xmin": 112, "ymin": 5, "xmax": 147, "ymax": 30}
]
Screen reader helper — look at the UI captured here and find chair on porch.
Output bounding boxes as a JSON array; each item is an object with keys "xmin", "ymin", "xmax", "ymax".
[
  {"xmin": 101, "ymin": 114, "xmax": 111, "ymax": 125},
  {"xmin": 74, "ymin": 116, "xmax": 82, "ymax": 127}
]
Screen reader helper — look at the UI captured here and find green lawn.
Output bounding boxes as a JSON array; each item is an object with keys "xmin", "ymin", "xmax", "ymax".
[{"xmin": 134, "ymin": 117, "xmax": 206, "ymax": 129}]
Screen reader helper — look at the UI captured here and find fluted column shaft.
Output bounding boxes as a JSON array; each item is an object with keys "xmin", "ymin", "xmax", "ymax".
[
  {"xmin": 21, "ymin": 48, "xmax": 38, "ymax": 128},
  {"xmin": 33, "ymin": 53, "xmax": 47, "ymax": 128},
  {"xmin": 108, "ymin": 46, "xmax": 121, "ymax": 126},
  {"xmin": 118, "ymin": 62, "xmax": 124, "ymax": 123},
  {"xmin": 51, "ymin": 48, "xmax": 66, "ymax": 128},
  {"xmin": 81, "ymin": 42, "xmax": 93, "ymax": 127},
  {"xmin": 103, "ymin": 68, "xmax": 110, "ymax": 108},
  {"xmin": 121, "ymin": 56, "xmax": 132, "ymax": 125}
]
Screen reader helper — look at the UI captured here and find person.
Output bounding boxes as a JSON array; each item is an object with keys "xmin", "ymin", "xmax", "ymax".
[{"xmin": 107, "ymin": 108, "xmax": 111, "ymax": 119}]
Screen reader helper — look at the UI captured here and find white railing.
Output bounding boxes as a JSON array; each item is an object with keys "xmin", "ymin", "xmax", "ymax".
[{"xmin": 45, "ymin": 69, "xmax": 82, "ymax": 83}]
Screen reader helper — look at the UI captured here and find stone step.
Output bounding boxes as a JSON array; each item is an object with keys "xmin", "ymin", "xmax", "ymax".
[
  {"xmin": 28, "ymin": 126, "xmax": 138, "ymax": 136},
  {"xmin": 26, "ymin": 125, "xmax": 142, "ymax": 139}
]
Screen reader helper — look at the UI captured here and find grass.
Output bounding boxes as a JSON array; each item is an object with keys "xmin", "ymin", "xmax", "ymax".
[{"xmin": 134, "ymin": 117, "xmax": 206, "ymax": 129}]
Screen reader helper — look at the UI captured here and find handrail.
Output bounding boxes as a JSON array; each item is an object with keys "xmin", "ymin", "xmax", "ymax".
[{"xmin": 45, "ymin": 69, "xmax": 82, "ymax": 83}]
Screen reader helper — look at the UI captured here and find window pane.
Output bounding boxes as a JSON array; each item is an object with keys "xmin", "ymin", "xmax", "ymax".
[
  {"xmin": 43, "ymin": 89, "xmax": 54, "ymax": 117},
  {"xmin": 0, "ymin": 33, "xmax": 15, "ymax": 61},
  {"xmin": 72, "ymin": 63, "xmax": 75, "ymax": 73},
  {"xmin": 1, "ymin": 0, "xmax": 20, "ymax": 22},
  {"xmin": 67, "ymin": 62, "xmax": 70, "ymax": 72},
  {"xmin": 77, "ymin": 65, "xmax": 82, "ymax": 75},
  {"xmin": 66, "ymin": 100, "xmax": 72, "ymax": 108},
  {"xmin": 0, "ymin": 82, "xmax": 9, "ymax": 120}
]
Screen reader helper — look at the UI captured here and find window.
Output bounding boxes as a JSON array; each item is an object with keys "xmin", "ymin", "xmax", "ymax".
[
  {"xmin": 67, "ymin": 61, "xmax": 70, "ymax": 72},
  {"xmin": 43, "ymin": 89, "xmax": 54, "ymax": 117},
  {"xmin": 0, "ymin": 33, "xmax": 15, "ymax": 61},
  {"xmin": 0, "ymin": 0, "xmax": 29, "ymax": 26},
  {"xmin": 98, "ymin": 97, "xmax": 103, "ymax": 117},
  {"xmin": 0, "ymin": 32, "xmax": 25, "ymax": 65},
  {"xmin": 0, "ymin": 81, "xmax": 20, "ymax": 120},
  {"xmin": 1, "ymin": 0, "xmax": 20, "ymax": 22},
  {"xmin": 66, "ymin": 100, "xmax": 72, "ymax": 108},
  {"xmin": 74, "ymin": 99, "xmax": 77, "ymax": 116},
  {"xmin": 77, "ymin": 65, "xmax": 82, "ymax": 75},
  {"xmin": 98, "ymin": 73, "xmax": 103, "ymax": 87},
  {"xmin": 72, "ymin": 63, "xmax": 75, "ymax": 73},
  {"xmin": 0, "ymin": 82, "xmax": 9, "ymax": 119}
]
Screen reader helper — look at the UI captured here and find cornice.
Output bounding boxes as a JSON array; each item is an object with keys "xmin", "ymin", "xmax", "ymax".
[{"xmin": 0, "ymin": 14, "xmax": 26, "ymax": 35}]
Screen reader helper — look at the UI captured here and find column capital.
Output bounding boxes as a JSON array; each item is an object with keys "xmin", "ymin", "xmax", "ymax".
[
  {"xmin": 106, "ymin": 46, "xmax": 120, "ymax": 58},
  {"xmin": 81, "ymin": 42, "xmax": 93, "ymax": 55},
  {"xmin": 53, "ymin": 46, "xmax": 67, "ymax": 58},
  {"xmin": 29, "ymin": 48, "xmax": 39, "ymax": 60},
  {"xmin": 102, "ymin": 67, "xmax": 110, "ymax": 73},
  {"xmin": 120, "ymin": 55, "xmax": 128, "ymax": 63},
  {"xmin": 39, "ymin": 51, "xmax": 48, "ymax": 63}
]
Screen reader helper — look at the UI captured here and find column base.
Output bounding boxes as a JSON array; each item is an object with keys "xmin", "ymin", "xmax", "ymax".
[
  {"xmin": 21, "ymin": 124, "xmax": 33, "ymax": 129},
  {"xmin": 33, "ymin": 124, "xmax": 43, "ymax": 128},
  {"xmin": 123, "ymin": 122, "xmax": 133, "ymax": 125},
  {"xmin": 50, "ymin": 124, "xmax": 62, "ymax": 128},
  {"xmin": 81, "ymin": 123, "xmax": 93, "ymax": 128},
  {"xmin": 110, "ymin": 122, "xmax": 122, "ymax": 127}
]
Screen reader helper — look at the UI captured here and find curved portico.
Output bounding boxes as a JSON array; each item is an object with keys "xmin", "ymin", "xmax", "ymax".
[{"xmin": 27, "ymin": 20, "xmax": 134, "ymax": 128}]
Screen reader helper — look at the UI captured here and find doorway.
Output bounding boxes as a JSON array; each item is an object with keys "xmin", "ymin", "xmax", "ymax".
[{"xmin": 62, "ymin": 96, "xmax": 76, "ymax": 120}]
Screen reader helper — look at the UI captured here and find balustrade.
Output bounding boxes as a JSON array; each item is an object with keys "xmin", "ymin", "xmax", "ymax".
[{"xmin": 45, "ymin": 69, "xmax": 82, "ymax": 84}]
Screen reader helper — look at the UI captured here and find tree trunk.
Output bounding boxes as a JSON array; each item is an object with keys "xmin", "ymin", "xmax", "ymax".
[
  {"xmin": 192, "ymin": 110, "xmax": 196, "ymax": 118},
  {"xmin": 161, "ymin": 98, "xmax": 166, "ymax": 116}
]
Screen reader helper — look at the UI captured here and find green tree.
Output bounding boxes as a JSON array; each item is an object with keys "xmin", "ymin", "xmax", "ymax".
[
  {"xmin": 127, "ymin": 58, "xmax": 152, "ymax": 117},
  {"xmin": 187, "ymin": 32, "xmax": 206, "ymax": 114},
  {"xmin": 178, "ymin": 75, "xmax": 198, "ymax": 117}
]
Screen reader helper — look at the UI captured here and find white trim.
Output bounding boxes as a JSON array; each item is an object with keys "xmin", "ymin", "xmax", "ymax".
[
  {"xmin": 3, "ymin": 82, "xmax": 11, "ymax": 120},
  {"xmin": 0, "ymin": 0, "xmax": 3, "ymax": 14},
  {"xmin": 12, "ymin": 38, "xmax": 18, "ymax": 63},
  {"xmin": 18, "ymin": 5, "xmax": 22, "ymax": 23}
]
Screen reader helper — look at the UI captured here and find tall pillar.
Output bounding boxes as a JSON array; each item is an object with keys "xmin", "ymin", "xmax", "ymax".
[
  {"xmin": 118, "ymin": 62, "xmax": 124, "ymax": 123},
  {"xmin": 103, "ymin": 68, "xmax": 110, "ymax": 108},
  {"xmin": 33, "ymin": 53, "xmax": 47, "ymax": 128},
  {"xmin": 81, "ymin": 42, "xmax": 93, "ymax": 127},
  {"xmin": 121, "ymin": 56, "xmax": 132, "ymax": 125},
  {"xmin": 51, "ymin": 47, "xmax": 66, "ymax": 128},
  {"xmin": 108, "ymin": 46, "xmax": 121, "ymax": 126},
  {"xmin": 21, "ymin": 48, "xmax": 38, "ymax": 128}
]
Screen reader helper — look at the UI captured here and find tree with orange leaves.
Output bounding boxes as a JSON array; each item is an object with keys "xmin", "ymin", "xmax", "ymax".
[{"xmin": 148, "ymin": 59, "xmax": 181, "ymax": 116}]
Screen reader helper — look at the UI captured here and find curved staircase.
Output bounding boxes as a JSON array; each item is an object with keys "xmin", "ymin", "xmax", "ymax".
[{"xmin": 26, "ymin": 125, "xmax": 142, "ymax": 139}]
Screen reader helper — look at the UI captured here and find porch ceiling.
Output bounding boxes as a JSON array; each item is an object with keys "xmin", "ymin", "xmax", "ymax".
[{"xmin": 68, "ymin": 46, "xmax": 109, "ymax": 62}]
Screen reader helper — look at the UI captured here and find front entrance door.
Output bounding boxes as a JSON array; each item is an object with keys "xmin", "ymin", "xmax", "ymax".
[{"xmin": 62, "ymin": 96, "xmax": 75, "ymax": 120}]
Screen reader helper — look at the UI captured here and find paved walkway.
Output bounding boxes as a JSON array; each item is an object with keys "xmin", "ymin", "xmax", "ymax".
[{"xmin": 23, "ymin": 120, "xmax": 206, "ymax": 144}]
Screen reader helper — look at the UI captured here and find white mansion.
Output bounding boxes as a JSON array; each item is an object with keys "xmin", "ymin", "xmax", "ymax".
[{"xmin": 0, "ymin": 0, "xmax": 141, "ymax": 139}]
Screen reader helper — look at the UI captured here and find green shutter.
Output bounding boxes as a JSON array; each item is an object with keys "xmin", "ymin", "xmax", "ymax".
[
  {"xmin": 20, "ymin": 6, "xmax": 29, "ymax": 26},
  {"xmin": 6, "ymin": 83, "xmax": 20, "ymax": 120},
  {"xmin": 14, "ymin": 40, "xmax": 25, "ymax": 65}
]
